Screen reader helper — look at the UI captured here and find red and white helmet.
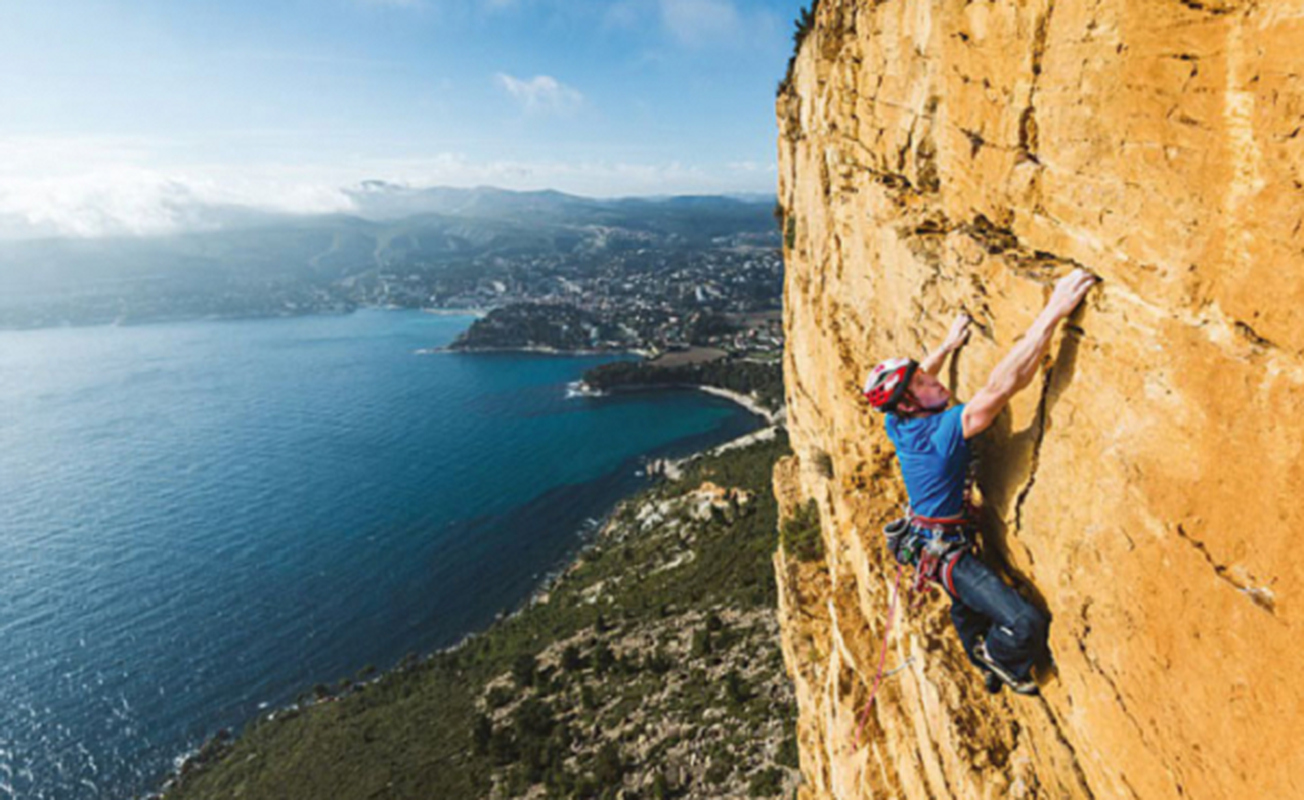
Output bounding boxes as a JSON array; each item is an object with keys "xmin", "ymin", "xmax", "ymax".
[{"xmin": 863, "ymin": 358, "xmax": 918, "ymax": 412}]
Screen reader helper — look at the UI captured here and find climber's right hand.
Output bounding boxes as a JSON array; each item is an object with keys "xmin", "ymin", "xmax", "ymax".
[{"xmin": 1045, "ymin": 268, "xmax": 1097, "ymax": 321}]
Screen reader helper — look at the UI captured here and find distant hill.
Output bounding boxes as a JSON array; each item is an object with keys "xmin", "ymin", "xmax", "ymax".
[{"xmin": 0, "ymin": 186, "xmax": 778, "ymax": 305}]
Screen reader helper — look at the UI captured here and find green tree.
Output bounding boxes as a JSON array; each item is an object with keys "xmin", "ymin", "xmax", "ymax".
[
  {"xmin": 561, "ymin": 644, "xmax": 585, "ymax": 672},
  {"xmin": 748, "ymin": 767, "xmax": 785, "ymax": 797},
  {"xmin": 486, "ymin": 685, "xmax": 514, "ymax": 709},
  {"xmin": 691, "ymin": 627, "xmax": 713, "ymax": 658},
  {"xmin": 593, "ymin": 742, "xmax": 624, "ymax": 788},
  {"xmin": 512, "ymin": 653, "xmax": 537, "ymax": 689},
  {"xmin": 724, "ymin": 670, "xmax": 750, "ymax": 706},
  {"xmin": 780, "ymin": 499, "xmax": 824, "ymax": 561},
  {"xmin": 594, "ymin": 642, "xmax": 616, "ymax": 676},
  {"xmin": 472, "ymin": 714, "xmax": 493, "ymax": 756},
  {"xmin": 651, "ymin": 771, "xmax": 673, "ymax": 800}
]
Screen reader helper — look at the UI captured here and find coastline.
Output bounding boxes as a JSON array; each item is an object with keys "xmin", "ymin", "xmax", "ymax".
[
  {"xmin": 159, "ymin": 428, "xmax": 797, "ymax": 800},
  {"xmin": 575, "ymin": 379, "xmax": 783, "ymax": 426},
  {"xmin": 693, "ymin": 384, "xmax": 782, "ymax": 426},
  {"xmin": 153, "ymin": 385, "xmax": 770, "ymax": 797},
  {"xmin": 419, "ymin": 307, "xmax": 489, "ymax": 319},
  {"xmin": 440, "ymin": 343, "xmax": 655, "ymax": 358}
]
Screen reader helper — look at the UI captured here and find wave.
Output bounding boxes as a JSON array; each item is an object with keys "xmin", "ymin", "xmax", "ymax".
[{"xmin": 565, "ymin": 380, "xmax": 606, "ymax": 399}]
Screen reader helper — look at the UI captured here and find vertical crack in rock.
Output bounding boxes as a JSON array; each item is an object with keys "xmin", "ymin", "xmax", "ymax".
[
  {"xmin": 1011, "ymin": 365, "xmax": 1056, "ymax": 545},
  {"xmin": 1034, "ymin": 698, "xmax": 1100, "ymax": 799},
  {"xmin": 1173, "ymin": 524, "xmax": 1277, "ymax": 615},
  {"xmin": 1020, "ymin": 0, "xmax": 1055, "ymax": 164},
  {"xmin": 1074, "ymin": 640, "xmax": 1164, "ymax": 796}
]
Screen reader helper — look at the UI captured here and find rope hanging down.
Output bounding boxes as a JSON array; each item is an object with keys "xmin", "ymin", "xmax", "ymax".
[{"xmin": 853, "ymin": 564, "xmax": 902, "ymax": 748}]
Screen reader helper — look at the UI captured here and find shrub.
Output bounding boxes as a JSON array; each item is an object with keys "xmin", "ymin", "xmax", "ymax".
[
  {"xmin": 778, "ymin": 1, "xmax": 822, "ymax": 95},
  {"xmin": 593, "ymin": 642, "xmax": 616, "ymax": 676},
  {"xmin": 651, "ymin": 771, "xmax": 673, "ymax": 800},
  {"xmin": 512, "ymin": 697, "xmax": 555, "ymax": 740},
  {"xmin": 646, "ymin": 647, "xmax": 673, "ymax": 675},
  {"xmin": 691, "ymin": 627, "xmax": 713, "ymax": 658},
  {"xmin": 512, "ymin": 653, "xmax": 537, "ymax": 689},
  {"xmin": 472, "ymin": 714, "xmax": 493, "ymax": 756},
  {"xmin": 748, "ymin": 767, "xmax": 785, "ymax": 797},
  {"xmin": 780, "ymin": 499, "xmax": 824, "ymax": 561},
  {"xmin": 776, "ymin": 735, "xmax": 800, "ymax": 768},
  {"xmin": 724, "ymin": 670, "xmax": 750, "ymax": 706},
  {"xmin": 705, "ymin": 760, "xmax": 731, "ymax": 785},
  {"xmin": 561, "ymin": 644, "xmax": 585, "ymax": 672},
  {"xmin": 594, "ymin": 742, "xmax": 624, "ymax": 788},
  {"xmin": 487, "ymin": 685, "xmax": 514, "ymax": 709}
]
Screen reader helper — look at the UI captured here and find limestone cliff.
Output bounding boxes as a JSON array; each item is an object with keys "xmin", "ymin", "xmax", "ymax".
[{"xmin": 772, "ymin": 2, "xmax": 1304, "ymax": 798}]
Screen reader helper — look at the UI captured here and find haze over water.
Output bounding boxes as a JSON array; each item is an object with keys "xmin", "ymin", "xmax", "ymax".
[{"xmin": 0, "ymin": 310, "xmax": 762, "ymax": 799}]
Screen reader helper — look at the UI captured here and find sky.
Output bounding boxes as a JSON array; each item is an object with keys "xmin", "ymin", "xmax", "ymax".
[{"xmin": 0, "ymin": 0, "xmax": 807, "ymax": 238}]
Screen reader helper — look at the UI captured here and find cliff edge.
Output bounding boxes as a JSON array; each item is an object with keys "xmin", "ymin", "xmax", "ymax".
[{"xmin": 772, "ymin": 1, "xmax": 1303, "ymax": 798}]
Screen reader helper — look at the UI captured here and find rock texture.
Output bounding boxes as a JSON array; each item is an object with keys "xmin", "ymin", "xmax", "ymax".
[{"xmin": 772, "ymin": 2, "xmax": 1304, "ymax": 798}]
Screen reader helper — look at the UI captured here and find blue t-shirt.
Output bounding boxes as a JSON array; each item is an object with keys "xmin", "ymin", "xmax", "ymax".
[{"xmin": 884, "ymin": 403, "xmax": 970, "ymax": 518}]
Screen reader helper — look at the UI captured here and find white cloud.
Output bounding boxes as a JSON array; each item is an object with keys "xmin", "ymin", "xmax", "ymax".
[
  {"xmin": 726, "ymin": 160, "xmax": 776, "ymax": 174},
  {"xmin": 0, "ymin": 136, "xmax": 776, "ymax": 239},
  {"xmin": 494, "ymin": 73, "xmax": 584, "ymax": 115}
]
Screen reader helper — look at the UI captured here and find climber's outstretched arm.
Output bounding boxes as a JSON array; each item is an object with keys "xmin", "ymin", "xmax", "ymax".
[
  {"xmin": 919, "ymin": 313, "xmax": 972, "ymax": 376},
  {"xmin": 962, "ymin": 269, "xmax": 1097, "ymax": 440}
]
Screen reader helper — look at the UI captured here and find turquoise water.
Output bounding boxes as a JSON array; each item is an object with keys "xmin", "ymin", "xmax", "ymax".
[{"xmin": 0, "ymin": 310, "xmax": 762, "ymax": 799}]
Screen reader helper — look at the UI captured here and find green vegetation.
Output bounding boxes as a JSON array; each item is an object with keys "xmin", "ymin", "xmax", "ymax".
[
  {"xmin": 583, "ymin": 358, "xmax": 784, "ymax": 411},
  {"xmin": 780, "ymin": 499, "xmax": 824, "ymax": 562},
  {"xmin": 779, "ymin": 1, "xmax": 822, "ymax": 96},
  {"xmin": 163, "ymin": 432, "xmax": 797, "ymax": 799}
]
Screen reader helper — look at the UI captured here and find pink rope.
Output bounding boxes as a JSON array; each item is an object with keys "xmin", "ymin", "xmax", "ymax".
[{"xmin": 853, "ymin": 564, "xmax": 902, "ymax": 748}]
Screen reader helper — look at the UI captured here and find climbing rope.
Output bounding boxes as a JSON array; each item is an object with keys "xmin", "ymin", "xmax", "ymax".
[{"xmin": 853, "ymin": 563, "xmax": 902, "ymax": 748}]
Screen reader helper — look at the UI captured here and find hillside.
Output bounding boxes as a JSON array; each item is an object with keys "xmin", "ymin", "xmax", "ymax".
[
  {"xmin": 160, "ymin": 435, "xmax": 800, "ymax": 800},
  {"xmin": 0, "ymin": 188, "xmax": 778, "ymax": 329},
  {"xmin": 773, "ymin": 1, "xmax": 1303, "ymax": 798}
]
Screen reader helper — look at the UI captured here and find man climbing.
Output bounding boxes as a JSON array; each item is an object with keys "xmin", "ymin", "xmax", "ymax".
[{"xmin": 862, "ymin": 268, "xmax": 1098, "ymax": 695}]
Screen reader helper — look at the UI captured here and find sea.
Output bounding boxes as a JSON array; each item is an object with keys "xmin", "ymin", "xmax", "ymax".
[{"xmin": 0, "ymin": 309, "xmax": 764, "ymax": 799}]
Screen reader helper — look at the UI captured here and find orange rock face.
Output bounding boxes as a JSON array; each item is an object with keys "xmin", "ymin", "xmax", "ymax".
[{"xmin": 773, "ymin": 1, "xmax": 1304, "ymax": 798}]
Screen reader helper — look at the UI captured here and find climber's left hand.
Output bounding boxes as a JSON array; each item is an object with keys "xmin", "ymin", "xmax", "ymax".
[{"xmin": 943, "ymin": 313, "xmax": 971, "ymax": 351}]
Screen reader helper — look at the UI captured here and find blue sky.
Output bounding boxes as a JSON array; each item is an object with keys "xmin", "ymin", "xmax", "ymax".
[{"xmin": 0, "ymin": 0, "xmax": 806, "ymax": 237}]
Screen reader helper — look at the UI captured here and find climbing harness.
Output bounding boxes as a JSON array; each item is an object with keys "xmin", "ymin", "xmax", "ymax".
[
  {"xmin": 902, "ymin": 513, "xmax": 972, "ymax": 604},
  {"xmin": 891, "ymin": 455, "xmax": 981, "ymax": 603}
]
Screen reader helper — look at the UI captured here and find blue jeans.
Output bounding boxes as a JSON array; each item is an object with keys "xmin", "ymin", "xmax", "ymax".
[{"xmin": 945, "ymin": 552, "xmax": 1049, "ymax": 681}]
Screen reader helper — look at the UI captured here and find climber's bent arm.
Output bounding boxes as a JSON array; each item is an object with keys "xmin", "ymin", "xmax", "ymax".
[
  {"xmin": 920, "ymin": 313, "xmax": 972, "ymax": 376},
  {"xmin": 961, "ymin": 268, "xmax": 1097, "ymax": 440},
  {"xmin": 918, "ymin": 342, "xmax": 952, "ymax": 376}
]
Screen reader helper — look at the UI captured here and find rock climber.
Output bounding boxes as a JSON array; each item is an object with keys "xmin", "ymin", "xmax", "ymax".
[{"xmin": 862, "ymin": 268, "xmax": 1098, "ymax": 695}]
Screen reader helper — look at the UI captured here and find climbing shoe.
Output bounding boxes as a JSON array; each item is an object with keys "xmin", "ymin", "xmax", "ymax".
[
  {"xmin": 983, "ymin": 670, "xmax": 1004, "ymax": 695},
  {"xmin": 974, "ymin": 641, "xmax": 1039, "ymax": 696}
]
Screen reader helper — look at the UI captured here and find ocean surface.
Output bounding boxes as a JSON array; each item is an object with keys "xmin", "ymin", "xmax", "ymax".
[{"xmin": 0, "ymin": 310, "xmax": 763, "ymax": 799}]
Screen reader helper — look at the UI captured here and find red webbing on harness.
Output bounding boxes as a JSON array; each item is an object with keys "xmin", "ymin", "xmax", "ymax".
[
  {"xmin": 942, "ymin": 552, "xmax": 961, "ymax": 596},
  {"xmin": 909, "ymin": 513, "xmax": 968, "ymax": 525},
  {"xmin": 853, "ymin": 564, "xmax": 902, "ymax": 748}
]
